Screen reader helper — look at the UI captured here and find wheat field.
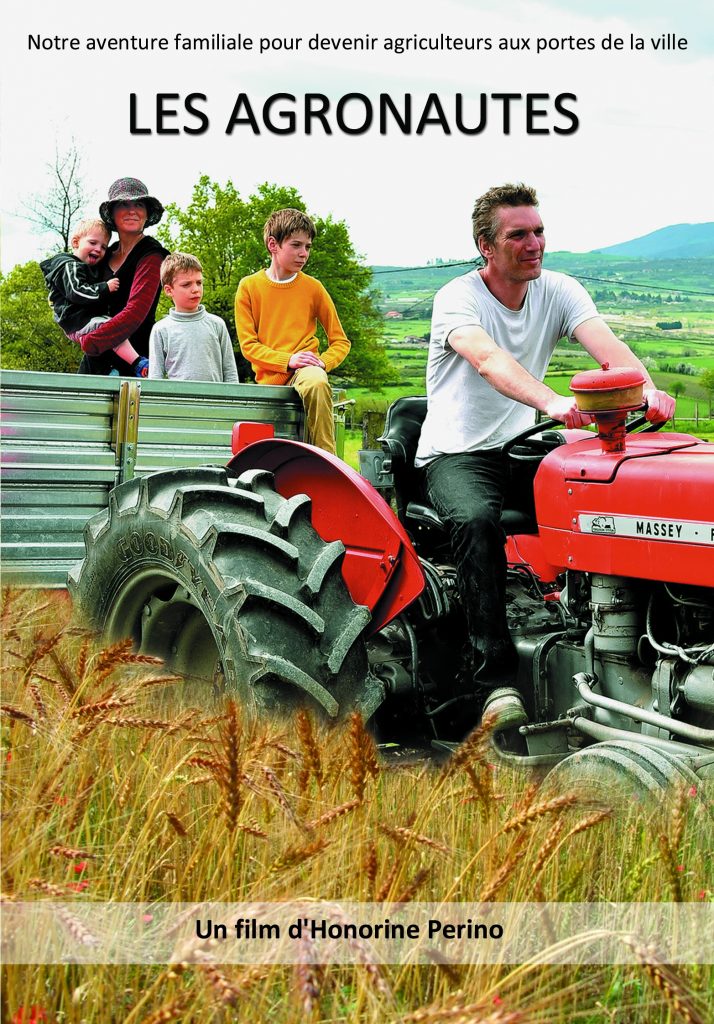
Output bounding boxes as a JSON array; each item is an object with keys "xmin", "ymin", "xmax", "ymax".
[{"xmin": 1, "ymin": 588, "xmax": 712, "ymax": 1024}]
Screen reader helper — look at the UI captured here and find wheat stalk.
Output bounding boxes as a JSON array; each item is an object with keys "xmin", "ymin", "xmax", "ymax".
[
  {"xmin": 1, "ymin": 704, "xmax": 36, "ymax": 727},
  {"xmin": 375, "ymin": 860, "xmax": 400, "ymax": 902},
  {"xmin": 530, "ymin": 818, "xmax": 565, "ymax": 878},
  {"xmin": 272, "ymin": 837, "xmax": 331, "ymax": 872},
  {"xmin": 423, "ymin": 946, "xmax": 462, "ymax": 984},
  {"xmin": 138, "ymin": 997, "xmax": 188, "ymax": 1024},
  {"xmin": 294, "ymin": 933, "xmax": 324, "ymax": 1016},
  {"xmin": 621, "ymin": 934, "xmax": 707, "ymax": 1024},
  {"xmin": 267, "ymin": 739, "xmax": 300, "ymax": 760},
  {"xmin": 76, "ymin": 636, "xmax": 91, "ymax": 685},
  {"xmin": 478, "ymin": 832, "xmax": 527, "ymax": 903},
  {"xmin": 307, "ymin": 798, "xmax": 360, "ymax": 831},
  {"xmin": 262, "ymin": 763, "xmax": 302, "ymax": 830},
  {"xmin": 561, "ymin": 808, "xmax": 611, "ymax": 842},
  {"xmin": 186, "ymin": 755, "xmax": 223, "ymax": 772},
  {"xmin": 348, "ymin": 711, "xmax": 379, "ymax": 803},
  {"xmin": 327, "ymin": 906, "xmax": 393, "ymax": 1000},
  {"xmin": 658, "ymin": 833, "xmax": 684, "ymax": 903},
  {"xmin": 405, "ymin": 999, "xmax": 523, "ymax": 1024},
  {"xmin": 57, "ymin": 905, "xmax": 98, "ymax": 947},
  {"xmin": 296, "ymin": 708, "xmax": 324, "ymax": 788},
  {"xmin": 27, "ymin": 682, "xmax": 47, "ymax": 719},
  {"xmin": 29, "ymin": 879, "xmax": 67, "ymax": 897},
  {"xmin": 137, "ymin": 673, "xmax": 184, "ymax": 690},
  {"xmin": 391, "ymin": 864, "xmax": 432, "ymax": 906},
  {"xmin": 500, "ymin": 793, "xmax": 577, "ymax": 834},
  {"xmin": 200, "ymin": 963, "xmax": 243, "ymax": 1007},
  {"xmin": 186, "ymin": 774, "xmax": 213, "ymax": 787},
  {"xmin": 237, "ymin": 821, "xmax": 268, "ymax": 839},
  {"xmin": 49, "ymin": 845, "xmax": 97, "ymax": 860},
  {"xmin": 364, "ymin": 841, "xmax": 378, "ymax": 899},
  {"xmin": 218, "ymin": 699, "xmax": 242, "ymax": 833},
  {"xmin": 623, "ymin": 852, "xmax": 660, "ymax": 900},
  {"xmin": 165, "ymin": 813, "xmax": 189, "ymax": 837},
  {"xmin": 72, "ymin": 696, "xmax": 136, "ymax": 719},
  {"xmin": 104, "ymin": 716, "xmax": 173, "ymax": 730},
  {"xmin": 33, "ymin": 670, "xmax": 73, "ymax": 705},
  {"xmin": 21, "ymin": 630, "xmax": 65, "ymax": 684},
  {"xmin": 670, "ymin": 784, "xmax": 689, "ymax": 855},
  {"xmin": 379, "ymin": 822, "xmax": 451, "ymax": 856},
  {"xmin": 444, "ymin": 712, "xmax": 498, "ymax": 776},
  {"xmin": 462, "ymin": 763, "xmax": 494, "ymax": 818}
]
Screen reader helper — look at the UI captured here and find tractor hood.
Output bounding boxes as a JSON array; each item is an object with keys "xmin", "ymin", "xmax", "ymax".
[{"xmin": 534, "ymin": 432, "xmax": 714, "ymax": 587}]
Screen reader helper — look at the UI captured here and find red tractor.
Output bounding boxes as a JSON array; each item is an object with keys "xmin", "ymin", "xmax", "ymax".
[{"xmin": 70, "ymin": 367, "xmax": 714, "ymax": 794}]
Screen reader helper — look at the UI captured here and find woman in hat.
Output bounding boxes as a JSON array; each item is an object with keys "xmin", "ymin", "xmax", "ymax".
[{"xmin": 74, "ymin": 177, "xmax": 169, "ymax": 375}]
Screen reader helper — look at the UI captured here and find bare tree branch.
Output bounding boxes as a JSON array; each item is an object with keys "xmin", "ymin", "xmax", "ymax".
[{"xmin": 22, "ymin": 142, "xmax": 88, "ymax": 251}]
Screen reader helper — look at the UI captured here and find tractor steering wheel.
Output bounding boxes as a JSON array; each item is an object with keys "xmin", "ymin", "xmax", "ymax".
[
  {"xmin": 501, "ymin": 419, "xmax": 564, "ymax": 463},
  {"xmin": 624, "ymin": 404, "xmax": 667, "ymax": 433},
  {"xmin": 503, "ymin": 403, "xmax": 667, "ymax": 464}
]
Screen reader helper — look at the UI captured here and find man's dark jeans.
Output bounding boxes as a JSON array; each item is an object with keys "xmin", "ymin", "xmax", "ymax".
[{"xmin": 424, "ymin": 449, "xmax": 536, "ymax": 695}]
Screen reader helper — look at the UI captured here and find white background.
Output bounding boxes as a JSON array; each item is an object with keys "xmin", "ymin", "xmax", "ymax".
[{"xmin": 1, "ymin": 0, "xmax": 712, "ymax": 269}]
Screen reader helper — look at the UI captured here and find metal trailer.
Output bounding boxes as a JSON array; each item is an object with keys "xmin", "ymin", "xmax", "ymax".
[{"xmin": 0, "ymin": 370, "xmax": 347, "ymax": 587}]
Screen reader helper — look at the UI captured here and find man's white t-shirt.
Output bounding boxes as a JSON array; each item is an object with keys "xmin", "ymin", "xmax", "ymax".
[{"xmin": 415, "ymin": 269, "xmax": 597, "ymax": 465}]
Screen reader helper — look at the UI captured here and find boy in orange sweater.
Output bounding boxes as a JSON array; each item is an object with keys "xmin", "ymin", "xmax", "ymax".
[{"xmin": 234, "ymin": 209, "xmax": 350, "ymax": 454}]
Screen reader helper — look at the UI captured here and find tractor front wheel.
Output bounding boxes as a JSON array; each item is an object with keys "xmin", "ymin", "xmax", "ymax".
[{"xmin": 543, "ymin": 740, "xmax": 700, "ymax": 807}]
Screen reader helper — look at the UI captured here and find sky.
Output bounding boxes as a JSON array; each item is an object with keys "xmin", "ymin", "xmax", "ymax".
[{"xmin": 1, "ymin": 0, "xmax": 712, "ymax": 272}]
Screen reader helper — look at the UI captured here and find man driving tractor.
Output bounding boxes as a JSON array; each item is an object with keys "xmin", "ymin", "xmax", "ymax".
[{"xmin": 415, "ymin": 183, "xmax": 675, "ymax": 707}]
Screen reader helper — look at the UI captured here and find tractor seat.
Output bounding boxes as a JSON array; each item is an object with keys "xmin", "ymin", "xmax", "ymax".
[
  {"xmin": 380, "ymin": 396, "xmax": 537, "ymax": 538},
  {"xmin": 406, "ymin": 502, "xmax": 536, "ymax": 536}
]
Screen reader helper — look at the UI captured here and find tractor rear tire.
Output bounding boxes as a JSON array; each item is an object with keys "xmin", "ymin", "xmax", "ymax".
[
  {"xmin": 543, "ymin": 740, "xmax": 701, "ymax": 808},
  {"xmin": 68, "ymin": 467, "xmax": 380, "ymax": 718}
]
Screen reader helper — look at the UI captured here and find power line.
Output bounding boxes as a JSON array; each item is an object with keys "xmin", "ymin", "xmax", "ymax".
[
  {"xmin": 372, "ymin": 260, "xmax": 477, "ymax": 275},
  {"xmin": 371, "ymin": 260, "xmax": 714, "ymax": 297},
  {"xmin": 566, "ymin": 273, "xmax": 714, "ymax": 297}
]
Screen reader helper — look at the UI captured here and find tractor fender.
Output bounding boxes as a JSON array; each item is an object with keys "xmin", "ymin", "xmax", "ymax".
[{"xmin": 227, "ymin": 439, "xmax": 424, "ymax": 634}]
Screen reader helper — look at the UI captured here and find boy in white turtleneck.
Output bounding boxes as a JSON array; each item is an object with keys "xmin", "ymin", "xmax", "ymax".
[{"xmin": 149, "ymin": 253, "xmax": 239, "ymax": 383}]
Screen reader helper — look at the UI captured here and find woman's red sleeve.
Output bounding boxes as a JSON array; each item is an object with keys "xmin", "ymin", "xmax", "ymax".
[{"xmin": 73, "ymin": 253, "xmax": 163, "ymax": 355}]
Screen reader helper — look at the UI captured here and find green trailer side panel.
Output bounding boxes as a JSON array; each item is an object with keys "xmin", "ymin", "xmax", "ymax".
[{"xmin": 0, "ymin": 370, "xmax": 306, "ymax": 587}]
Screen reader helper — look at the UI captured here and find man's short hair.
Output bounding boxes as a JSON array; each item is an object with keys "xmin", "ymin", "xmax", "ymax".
[
  {"xmin": 472, "ymin": 183, "xmax": 539, "ymax": 257},
  {"xmin": 71, "ymin": 218, "xmax": 110, "ymax": 245},
  {"xmin": 160, "ymin": 252, "xmax": 203, "ymax": 287},
  {"xmin": 263, "ymin": 209, "xmax": 316, "ymax": 249}
]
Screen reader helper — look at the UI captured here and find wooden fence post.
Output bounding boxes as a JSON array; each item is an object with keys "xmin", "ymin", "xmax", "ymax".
[{"xmin": 362, "ymin": 410, "xmax": 387, "ymax": 450}]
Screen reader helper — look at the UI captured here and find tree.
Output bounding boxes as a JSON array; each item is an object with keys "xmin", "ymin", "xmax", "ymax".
[
  {"xmin": 670, "ymin": 380, "xmax": 686, "ymax": 400},
  {"xmin": 0, "ymin": 261, "xmax": 80, "ymax": 372},
  {"xmin": 23, "ymin": 143, "xmax": 87, "ymax": 252},
  {"xmin": 700, "ymin": 369, "xmax": 714, "ymax": 417},
  {"xmin": 158, "ymin": 177, "xmax": 397, "ymax": 386}
]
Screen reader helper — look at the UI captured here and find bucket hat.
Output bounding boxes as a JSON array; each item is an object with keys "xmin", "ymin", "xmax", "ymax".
[{"xmin": 100, "ymin": 177, "xmax": 164, "ymax": 230}]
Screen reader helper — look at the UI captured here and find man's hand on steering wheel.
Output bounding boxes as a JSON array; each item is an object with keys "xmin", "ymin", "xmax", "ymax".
[
  {"xmin": 643, "ymin": 387, "xmax": 675, "ymax": 423},
  {"xmin": 544, "ymin": 395, "xmax": 594, "ymax": 430}
]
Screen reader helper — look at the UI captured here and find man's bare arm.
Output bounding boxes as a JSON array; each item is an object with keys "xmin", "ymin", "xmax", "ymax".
[
  {"xmin": 573, "ymin": 317, "xmax": 675, "ymax": 422},
  {"xmin": 448, "ymin": 325, "xmax": 592, "ymax": 427}
]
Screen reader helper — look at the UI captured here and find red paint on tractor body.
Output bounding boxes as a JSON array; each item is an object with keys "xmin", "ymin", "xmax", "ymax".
[
  {"xmin": 227, "ymin": 439, "xmax": 425, "ymax": 633},
  {"xmin": 232, "ymin": 421, "xmax": 274, "ymax": 452},
  {"xmin": 534, "ymin": 432, "xmax": 714, "ymax": 587},
  {"xmin": 505, "ymin": 533, "xmax": 562, "ymax": 584}
]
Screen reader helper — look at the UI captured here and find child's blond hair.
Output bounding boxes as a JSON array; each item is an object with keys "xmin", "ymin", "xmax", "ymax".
[
  {"xmin": 160, "ymin": 252, "xmax": 203, "ymax": 287},
  {"xmin": 71, "ymin": 218, "xmax": 110, "ymax": 246},
  {"xmin": 263, "ymin": 209, "xmax": 316, "ymax": 250}
]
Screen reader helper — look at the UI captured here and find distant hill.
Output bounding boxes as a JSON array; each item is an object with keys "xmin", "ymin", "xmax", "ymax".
[{"xmin": 592, "ymin": 223, "xmax": 714, "ymax": 259}]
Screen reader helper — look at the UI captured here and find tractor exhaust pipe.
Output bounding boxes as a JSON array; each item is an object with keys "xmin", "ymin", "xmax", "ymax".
[
  {"xmin": 481, "ymin": 688, "xmax": 567, "ymax": 768},
  {"xmin": 573, "ymin": 672, "xmax": 714, "ymax": 747}
]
